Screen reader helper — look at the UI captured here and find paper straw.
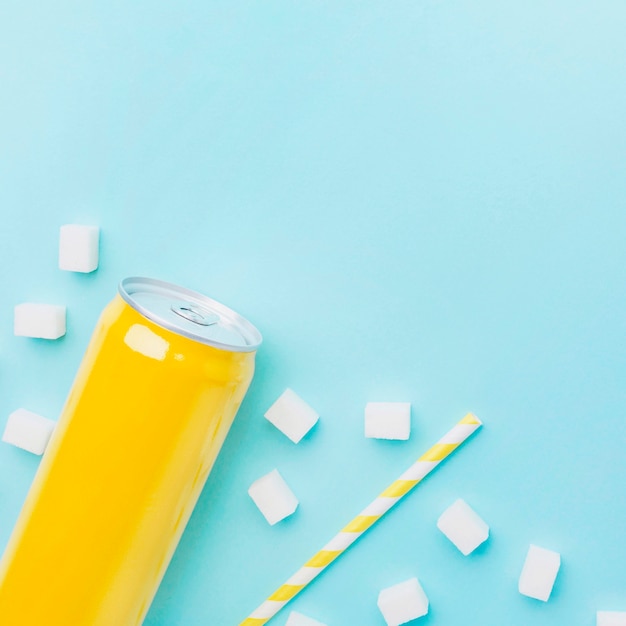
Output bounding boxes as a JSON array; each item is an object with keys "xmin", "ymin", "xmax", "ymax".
[{"xmin": 239, "ymin": 412, "xmax": 482, "ymax": 625}]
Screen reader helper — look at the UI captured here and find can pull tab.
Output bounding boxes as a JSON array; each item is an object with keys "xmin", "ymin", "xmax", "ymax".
[{"xmin": 171, "ymin": 302, "xmax": 219, "ymax": 326}]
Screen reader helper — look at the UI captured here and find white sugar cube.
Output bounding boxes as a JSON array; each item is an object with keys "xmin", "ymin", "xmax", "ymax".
[
  {"xmin": 14, "ymin": 303, "xmax": 66, "ymax": 339},
  {"xmin": 248, "ymin": 469, "xmax": 299, "ymax": 525},
  {"xmin": 365, "ymin": 402, "xmax": 411, "ymax": 440},
  {"xmin": 2, "ymin": 409, "xmax": 56, "ymax": 455},
  {"xmin": 598, "ymin": 612, "xmax": 626, "ymax": 626},
  {"xmin": 59, "ymin": 224, "xmax": 99, "ymax": 273},
  {"xmin": 285, "ymin": 611, "xmax": 327, "ymax": 626},
  {"xmin": 264, "ymin": 388, "xmax": 319, "ymax": 443},
  {"xmin": 518, "ymin": 544, "xmax": 561, "ymax": 601},
  {"xmin": 437, "ymin": 498, "xmax": 490, "ymax": 555},
  {"xmin": 377, "ymin": 577, "xmax": 429, "ymax": 625}
]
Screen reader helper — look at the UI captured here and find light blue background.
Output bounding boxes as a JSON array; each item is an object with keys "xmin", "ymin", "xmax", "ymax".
[{"xmin": 1, "ymin": 2, "xmax": 626, "ymax": 625}]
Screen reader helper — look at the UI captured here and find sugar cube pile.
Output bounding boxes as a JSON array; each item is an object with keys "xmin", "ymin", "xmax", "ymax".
[
  {"xmin": 264, "ymin": 388, "xmax": 319, "ymax": 443},
  {"xmin": 14, "ymin": 303, "xmax": 66, "ymax": 339},
  {"xmin": 437, "ymin": 498, "xmax": 489, "ymax": 555},
  {"xmin": 59, "ymin": 224, "xmax": 100, "ymax": 273},
  {"xmin": 377, "ymin": 577, "xmax": 429, "ymax": 625},
  {"xmin": 364, "ymin": 402, "xmax": 411, "ymax": 440},
  {"xmin": 518, "ymin": 544, "xmax": 561, "ymax": 601},
  {"xmin": 248, "ymin": 468, "xmax": 299, "ymax": 525},
  {"xmin": 2, "ymin": 409, "xmax": 56, "ymax": 455}
]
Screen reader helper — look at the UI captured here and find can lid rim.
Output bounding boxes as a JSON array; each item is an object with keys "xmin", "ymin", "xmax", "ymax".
[{"xmin": 119, "ymin": 277, "xmax": 262, "ymax": 352}]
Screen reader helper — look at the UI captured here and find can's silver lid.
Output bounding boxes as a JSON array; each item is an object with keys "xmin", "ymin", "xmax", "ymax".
[{"xmin": 119, "ymin": 277, "xmax": 262, "ymax": 352}]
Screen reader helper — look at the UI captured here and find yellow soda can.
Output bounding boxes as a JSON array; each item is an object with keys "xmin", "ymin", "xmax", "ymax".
[{"xmin": 0, "ymin": 277, "xmax": 262, "ymax": 625}]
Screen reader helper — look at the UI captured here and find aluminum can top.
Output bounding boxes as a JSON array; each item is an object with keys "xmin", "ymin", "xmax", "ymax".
[{"xmin": 119, "ymin": 277, "xmax": 262, "ymax": 353}]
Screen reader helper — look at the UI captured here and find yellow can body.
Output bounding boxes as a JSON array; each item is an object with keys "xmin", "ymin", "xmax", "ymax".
[{"xmin": 0, "ymin": 286, "xmax": 258, "ymax": 625}]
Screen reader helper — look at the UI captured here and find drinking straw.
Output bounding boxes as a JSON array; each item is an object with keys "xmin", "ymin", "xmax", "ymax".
[{"xmin": 240, "ymin": 412, "xmax": 483, "ymax": 625}]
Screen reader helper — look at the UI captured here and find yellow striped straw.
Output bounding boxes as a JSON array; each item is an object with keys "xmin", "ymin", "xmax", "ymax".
[{"xmin": 239, "ymin": 412, "xmax": 482, "ymax": 626}]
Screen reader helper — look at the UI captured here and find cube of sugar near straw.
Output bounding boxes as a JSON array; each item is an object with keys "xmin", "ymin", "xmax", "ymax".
[
  {"xmin": 248, "ymin": 469, "xmax": 299, "ymax": 525},
  {"xmin": 285, "ymin": 611, "xmax": 327, "ymax": 626},
  {"xmin": 264, "ymin": 388, "xmax": 319, "ymax": 443},
  {"xmin": 597, "ymin": 612, "xmax": 626, "ymax": 626},
  {"xmin": 377, "ymin": 577, "xmax": 429, "ymax": 626},
  {"xmin": 2, "ymin": 409, "xmax": 56, "ymax": 455},
  {"xmin": 14, "ymin": 303, "xmax": 66, "ymax": 339},
  {"xmin": 437, "ymin": 498, "xmax": 490, "ymax": 555},
  {"xmin": 365, "ymin": 402, "xmax": 411, "ymax": 440},
  {"xmin": 518, "ymin": 544, "xmax": 561, "ymax": 601},
  {"xmin": 59, "ymin": 224, "xmax": 99, "ymax": 272}
]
